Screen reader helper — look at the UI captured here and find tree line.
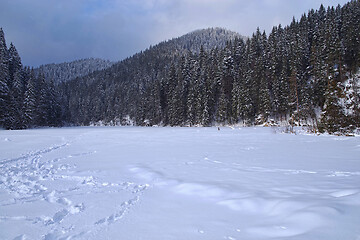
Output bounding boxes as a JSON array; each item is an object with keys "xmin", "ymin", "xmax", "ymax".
[{"xmin": 0, "ymin": 29, "xmax": 62, "ymax": 129}]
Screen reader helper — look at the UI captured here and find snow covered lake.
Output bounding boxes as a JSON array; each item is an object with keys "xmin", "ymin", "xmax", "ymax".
[{"xmin": 1, "ymin": 127, "xmax": 360, "ymax": 240}]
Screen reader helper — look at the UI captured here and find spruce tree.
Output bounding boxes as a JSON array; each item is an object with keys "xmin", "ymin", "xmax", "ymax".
[
  {"xmin": 168, "ymin": 63, "xmax": 182, "ymax": 126},
  {"xmin": 8, "ymin": 43, "xmax": 22, "ymax": 82},
  {"xmin": 148, "ymin": 78, "xmax": 162, "ymax": 125},
  {"xmin": 7, "ymin": 44, "xmax": 24, "ymax": 129},
  {"xmin": 0, "ymin": 28, "xmax": 10, "ymax": 128},
  {"xmin": 186, "ymin": 57, "xmax": 198, "ymax": 126},
  {"xmin": 37, "ymin": 74, "xmax": 50, "ymax": 126},
  {"xmin": 258, "ymin": 76, "xmax": 271, "ymax": 123},
  {"xmin": 9, "ymin": 69, "xmax": 26, "ymax": 129},
  {"xmin": 23, "ymin": 70, "xmax": 38, "ymax": 128},
  {"xmin": 46, "ymin": 79, "xmax": 62, "ymax": 127},
  {"xmin": 319, "ymin": 76, "xmax": 347, "ymax": 134}
]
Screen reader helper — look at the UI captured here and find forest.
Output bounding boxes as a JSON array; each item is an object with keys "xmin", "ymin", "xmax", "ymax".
[{"xmin": 1, "ymin": 0, "xmax": 359, "ymax": 134}]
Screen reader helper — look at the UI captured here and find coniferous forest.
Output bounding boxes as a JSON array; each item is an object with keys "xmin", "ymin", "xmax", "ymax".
[{"xmin": 1, "ymin": 1, "xmax": 360, "ymax": 134}]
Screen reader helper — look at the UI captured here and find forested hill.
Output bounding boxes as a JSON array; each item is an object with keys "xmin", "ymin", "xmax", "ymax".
[
  {"xmin": 1, "ymin": 1, "xmax": 360, "ymax": 135},
  {"xmin": 33, "ymin": 28, "xmax": 240, "ymax": 85},
  {"xmin": 34, "ymin": 58, "xmax": 114, "ymax": 84},
  {"xmin": 153, "ymin": 28, "xmax": 244, "ymax": 54},
  {"xmin": 60, "ymin": 28, "xmax": 244, "ymax": 124},
  {"xmin": 62, "ymin": 1, "xmax": 360, "ymax": 134}
]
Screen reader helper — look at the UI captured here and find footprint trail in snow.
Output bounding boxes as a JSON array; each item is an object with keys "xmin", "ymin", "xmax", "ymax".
[{"xmin": 0, "ymin": 135, "xmax": 149, "ymax": 239}]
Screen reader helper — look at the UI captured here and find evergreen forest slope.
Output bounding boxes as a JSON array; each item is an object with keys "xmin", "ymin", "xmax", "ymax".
[
  {"xmin": 1, "ymin": 1, "xmax": 360, "ymax": 135},
  {"xmin": 60, "ymin": 28, "xmax": 244, "ymax": 125},
  {"xmin": 62, "ymin": 1, "xmax": 360, "ymax": 134},
  {"xmin": 34, "ymin": 58, "xmax": 114, "ymax": 84}
]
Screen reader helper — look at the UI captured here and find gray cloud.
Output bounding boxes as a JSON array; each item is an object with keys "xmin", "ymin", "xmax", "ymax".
[{"xmin": 0, "ymin": 0, "xmax": 349, "ymax": 67}]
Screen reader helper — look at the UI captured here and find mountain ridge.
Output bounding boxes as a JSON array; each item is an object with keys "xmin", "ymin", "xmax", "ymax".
[
  {"xmin": 34, "ymin": 58, "xmax": 114, "ymax": 84},
  {"xmin": 33, "ymin": 27, "xmax": 244, "ymax": 84}
]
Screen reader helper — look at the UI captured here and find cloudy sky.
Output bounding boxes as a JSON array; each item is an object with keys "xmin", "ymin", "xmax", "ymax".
[{"xmin": 0, "ymin": 0, "xmax": 350, "ymax": 67}]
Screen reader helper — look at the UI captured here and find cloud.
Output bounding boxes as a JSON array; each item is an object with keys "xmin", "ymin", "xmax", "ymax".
[{"xmin": 0, "ymin": 0, "xmax": 350, "ymax": 67}]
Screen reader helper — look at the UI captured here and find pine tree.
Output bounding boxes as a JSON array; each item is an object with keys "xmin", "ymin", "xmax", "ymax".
[
  {"xmin": 258, "ymin": 76, "xmax": 271, "ymax": 123},
  {"xmin": 180, "ymin": 55, "xmax": 191, "ymax": 123},
  {"xmin": 148, "ymin": 78, "xmax": 162, "ymax": 125},
  {"xmin": 37, "ymin": 74, "xmax": 50, "ymax": 126},
  {"xmin": 342, "ymin": 75, "xmax": 360, "ymax": 130},
  {"xmin": 310, "ymin": 5, "xmax": 328, "ymax": 108},
  {"xmin": 46, "ymin": 79, "xmax": 62, "ymax": 127},
  {"xmin": 231, "ymin": 38, "xmax": 247, "ymax": 123},
  {"xmin": 168, "ymin": 63, "xmax": 183, "ymax": 126},
  {"xmin": 195, "ymin": 52, "xmax": 208, "ymax": 125},
  {"xmin": 342, "ymin": 1, "xmax": 360, "ymax": 74},
  {"xmin": 216, "ymin": 46, "xmax": 234, "ymax": 123},
  {"xmin": 186, "ymin": 56, "xmax": 198, "ymax": 126},
  {"xmin": 8, "ymin": 43, "xmax": 22, "ymax": 82},
  {"xmin": 348, "ymin": 75, "xmax": 360, "ymax": 128},
  {"xmin": 0, "ymin": 28, "xmax": 10, "ymax": 128},
  {"xmin": 9, "ymin": 69, "xmax": 26, "ymax": 129},
  {"xmin": 23, "ymin": 70, "xmax": 38, "ymax": 127},
  {"xmin": 242, "ymin": 73, "xmax": 255, "ymax": 124},
  {"xmin": 254, "ymin": 30, "xmax": 270, "ymax": 123},
  {"xmin": 216, "ymin": 90, "xmax": 228, "ymax": 124},
  {"xmin": 318, "ymin": 76, "xmax": 348, "ymax": 134},
  {"xmin": 7, "ymin": 43, "xmax": 24, "ymax": 129}
]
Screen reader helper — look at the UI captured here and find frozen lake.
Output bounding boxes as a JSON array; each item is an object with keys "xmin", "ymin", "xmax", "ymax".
[{"xmin": 1, "ymin": 127, "xmax": 360, "ymax": 240}]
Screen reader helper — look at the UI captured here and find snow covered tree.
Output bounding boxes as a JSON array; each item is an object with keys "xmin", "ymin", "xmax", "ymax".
[
  {"xmin": 8, "ymin": 43, "xmax": 22, "ymax": 82},
  {"xmin": 0, "ymin": 28, "xmax": 10, "ymax": 128},
  {"xmin": 23, "ymin": 70, "xmax": 38, "ymax": 127},
  {"xmin": 342, "ymin": 1, "xmax": 360, "ymax": 75},
  {"xmin": 258, "ymin": 76, "xmax": 271, "ymax": 123},
  {"xmin": 318, "ymin": 76, "xmax": 348, "ymax": 134},
  {"xmin": 7, "ymin": 44, "xmax": 25, "ymax": 129},
  {"xmin": 168, "ymin": 64, "xmax": 183, "ymax": 126},
  {"xmin": 45, "ymin": 79, "xmax": 62, "ymax": 127},
  {"xmin": 8, "ymin": 69, "xmax": 26, "ymax": 129}
]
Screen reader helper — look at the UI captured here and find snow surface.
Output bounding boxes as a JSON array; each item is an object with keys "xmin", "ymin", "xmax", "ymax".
[{"xmin": 0, "ymin": 127, "xmax": 360, "ymax": 240}]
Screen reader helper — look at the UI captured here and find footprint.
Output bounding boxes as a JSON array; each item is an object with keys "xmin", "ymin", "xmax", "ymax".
[
  {"xmin": 45, "ymin": 191, "xmax": 57, "ymax": 203},
  {"xmin": 45, "ymin": 209, "xmax": 69, "ymax": 225},
  {"xmin": 53, "ymin": 209, "xmax": 69, "ymax": 223},
  {"xmin": 41, "ymin": 201, "xmax": 84, "ymax": 226},
  {"xmin": 57, "ymin": 197, "xmax": 72, "ymax": 206},
  {"xmin": 69, "ymin": 203, "xmax": 85, "ymax": 214},
  {"xmin": 132, "ymin": 184, "xmax": 149, "ymax": 193},
  {"xmin": 95, "ymin": 196, "xmax": 139, "ymax": 225},
  {"xmin": 95, "ymin": 209, "xmax": 126, "ymax": 225}
]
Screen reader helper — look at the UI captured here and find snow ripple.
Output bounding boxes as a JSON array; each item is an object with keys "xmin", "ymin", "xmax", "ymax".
[{"xmin": 129, "ymin": 164, "xmax": 360, "ymax": 238}]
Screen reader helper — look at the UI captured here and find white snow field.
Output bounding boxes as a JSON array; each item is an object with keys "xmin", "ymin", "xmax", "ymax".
[{"xmin": 1, "ymin": 127, "xmax": 360, "ymax": 240}]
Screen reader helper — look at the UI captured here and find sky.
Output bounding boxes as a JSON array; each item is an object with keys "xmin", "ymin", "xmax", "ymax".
[{"xmin": 0, "ymin": 0, "xmax": 350, "ymax": 67}]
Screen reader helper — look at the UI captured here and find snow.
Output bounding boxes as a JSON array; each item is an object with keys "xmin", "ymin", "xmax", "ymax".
[{"xmin": 0, "ymin": 126, "xmax": 360, "ymax": 240}]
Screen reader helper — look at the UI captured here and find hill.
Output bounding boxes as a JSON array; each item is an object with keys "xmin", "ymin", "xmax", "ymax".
[
  {"xmin": 151, "ymin": 28, "xmax": 244, "ymax": 54},
  {"xmin": 34, "ymin": 58, "xmax": 114, "ymax": 84},
  {"xmin": 61, "ymin": 1, "xmax": 360, "ymax": 135},
  {"xmin": 60, "ymin": 27, "xmax": 245, "ymax": 125}
]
